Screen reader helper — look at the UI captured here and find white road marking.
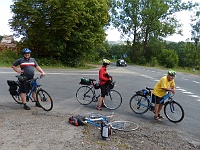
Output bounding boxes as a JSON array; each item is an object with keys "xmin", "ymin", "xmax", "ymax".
[
  {"xmin": 176, "ymin": 89, "xmax": 187, "ymax": 92},
  {"xmin": 189, "ymin": 95, "xmax": 199, "ymax": 98},
  {"xmin": 182, "ymin": 91, "xmax": 194, "ymax": 94},
  {"xmin": 192, "ymin": 81, "xmax": 200, "ymax": 84}
]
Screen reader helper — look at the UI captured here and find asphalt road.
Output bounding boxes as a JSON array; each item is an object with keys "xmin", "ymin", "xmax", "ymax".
[{"xmin": 1, "ymin": 65, "xmax": 200, "ymax": 141}]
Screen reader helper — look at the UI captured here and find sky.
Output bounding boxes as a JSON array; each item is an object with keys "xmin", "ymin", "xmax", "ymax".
[{"xmin": 0, "ymin": 0, "xmax": 199, "ymax": 42}]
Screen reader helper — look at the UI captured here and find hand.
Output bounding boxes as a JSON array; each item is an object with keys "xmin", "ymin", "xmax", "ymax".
[
  {"xmin": 19, "ymin": 70, "xmax": 24, "ymax": 74},
  {"xmin": 171, "ymin": 89, "xmax": 176, "ymax": 94},
  {"xmin": 41, "ymin": 72, "xmax": 45, "ymax": 76}
]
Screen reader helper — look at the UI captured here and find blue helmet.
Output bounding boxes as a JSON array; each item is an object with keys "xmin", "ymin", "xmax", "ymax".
[{"xmin": 22, "ymin": 48, "xmax": 31, "ymax": 54}]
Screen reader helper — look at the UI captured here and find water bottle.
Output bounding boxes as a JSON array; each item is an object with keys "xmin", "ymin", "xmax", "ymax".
[{"xmin": 100, "ymin": 121, "xmax": 109, "ymax": 140}]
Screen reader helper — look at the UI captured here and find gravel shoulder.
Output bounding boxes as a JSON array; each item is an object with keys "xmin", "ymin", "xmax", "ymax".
[{"xmin": 0, "ymin": 102, "xmax": 200, "ymax": 150}]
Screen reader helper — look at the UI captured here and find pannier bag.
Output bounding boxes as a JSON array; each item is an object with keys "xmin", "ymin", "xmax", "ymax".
[
  {"xmin": 107, "ymin": 81, "xmax": 115, "ymax": 90},
  {"xmin": 7, "ymin": 80, "xmax": 19, "ymax": 95},
  {"xmin": 94, "ymin": 82, "xmax": 100, "ymax": 89},
  {"xmin": 68, "ymin": 115, "xmax": 86, "ymax": 126},
  {"xmin": 136, "ymin": 89, "xmax": 149, "ymax": 96},
  {"xmin": 79, "ymin": 77, "xmax": 91, "ymax": 85}
]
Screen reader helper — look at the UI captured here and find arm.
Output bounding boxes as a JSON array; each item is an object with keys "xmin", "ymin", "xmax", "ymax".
[
  {"xmin": 12, "ymin": 65, "xmax": 23, "ymax": 74},
  {"xmin": 36, "ymin": 66, "xmax": 45, "ymax": 76},
  {"xmin": 99, "ymin": 69, "xmax": 109, "ymax": 81},
  {"xmin": 162, "ymin": 87, "xmax": 176, "ymax": 93}
]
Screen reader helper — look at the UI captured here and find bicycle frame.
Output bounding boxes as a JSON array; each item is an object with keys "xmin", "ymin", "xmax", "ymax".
[
  {"xmin": 140, "ymin": 90, "xmax": 173, "ymax": 109},
  {"xmin": 86, "ymin": 117, "xmax": 109, "ymax": 127},
  {"xmin": 18, "ymin": 76, "xmax": 41, "ymax": 102}
]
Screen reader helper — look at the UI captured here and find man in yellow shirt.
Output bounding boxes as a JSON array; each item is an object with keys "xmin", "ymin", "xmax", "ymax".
[{"xmin": 152, "ymin": 70, "xmax": 176, "ymax": 121}]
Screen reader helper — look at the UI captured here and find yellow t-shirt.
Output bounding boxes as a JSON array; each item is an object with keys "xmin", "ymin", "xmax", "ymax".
[{"xmin": 152, "ymin": 76, "xmax": 175, "ymax": 97}]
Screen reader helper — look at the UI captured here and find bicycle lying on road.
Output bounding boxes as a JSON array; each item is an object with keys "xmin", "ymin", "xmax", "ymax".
[
  {"xmin": 76, "ymin": 77, "xmax": 122, "ymax": 110},
  {"xmin": 84, "ymin": 112, "xmax": 139, "ymax": 132},
  {"xmin": 7, "ymin": 75, "xmax": 53, "ymax": 111},
  {"xmin": 129, "ymin": 87, "xmax": 184, "ymax": 123}
]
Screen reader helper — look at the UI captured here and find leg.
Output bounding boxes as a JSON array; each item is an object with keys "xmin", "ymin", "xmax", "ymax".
[
  {"xmin": 158, "ymin": 104, "xmax": 164, "ymax": 118},
  {"xmin": 97, "ymin": 84, "xmax": 106, "ymax": 110},
  {"xmin": 153, "ymin": 95, "xmax": 161, "ymax": 121},
  {"xmin": 32, "ymin": 91, "xmax": 37, "ymax": 101},
  {"xmin": 21, "ymin": 80, "xmax": 30, "ymax": 110},
  {"xmin": 21, "ymin": 93, "xmax": 27, "ymax": 104},
  {"xmin": 97, "ymin": 97, "xmax": 105, "ymax": 107},
  {"xmin": 32, "ymin": 91, "xmax": 42, "ymax": 108},
  {"xmin": 154, "ymin": 103, "xmax": 159, "ymax": 117}
]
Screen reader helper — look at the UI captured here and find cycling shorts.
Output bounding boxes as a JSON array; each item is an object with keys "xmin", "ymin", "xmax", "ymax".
[
  {"xmin": 152, "ymin": 94, "xmax": 164, "ymax": 104},
  {"xmin": 20, "ymin": 79, "xmax": 31, "ymax": 93},
  {"xmin": 100, "ymin": 83, "xmax": 107, "ymax": 98}
]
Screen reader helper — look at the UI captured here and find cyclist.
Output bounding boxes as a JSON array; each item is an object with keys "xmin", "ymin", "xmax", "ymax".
[
  {"xmin": 96, "ymin": 59, "xmax": 112, "ymax": 110},
  {"xmin": 12, "ymin": 48, "xmax": 45, "ymax": 110},
  {"xmin": 152, "ymin": 70, "xmax": 176, "ymax": 121}
]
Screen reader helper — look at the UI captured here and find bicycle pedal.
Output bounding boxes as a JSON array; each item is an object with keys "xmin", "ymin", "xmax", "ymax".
[{"xmin": 93, "ymin": 99, "xmax": 98, "ymax": 102}]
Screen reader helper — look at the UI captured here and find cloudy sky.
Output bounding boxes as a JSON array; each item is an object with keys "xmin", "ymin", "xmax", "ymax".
[{"xmin": 0, "ymin": 0, "xmax": 199, "ymax": 42}]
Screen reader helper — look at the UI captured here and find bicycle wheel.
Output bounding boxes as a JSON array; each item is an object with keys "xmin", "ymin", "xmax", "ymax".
[
  {"xmin": 12, "ymin": 94, "xmax": 23, "ymax": 104},
  {"xmin": 12, "ymin": 87, "xmax": 23, "ymax": 104},
  {"xmin": 36, "ymin": 89, "xmax": 53, "ymax": 111},
  {"xmin": 129, "ymin": 94, "xmax": 149, "ymax": 114},
  {"xmin": 104, "ymin": 89, "xmax": 122, "ymax": 110},
  {"xmin": 76, "ymin": 86, "xmax": 94, "ymax": 105},
  {"xmin": 164, "ymin": 101, "xmax": 184, "ymax": 123},
  {"xmin": 110, "ymin": 121, "xmax": 139, "ymax": 132}
]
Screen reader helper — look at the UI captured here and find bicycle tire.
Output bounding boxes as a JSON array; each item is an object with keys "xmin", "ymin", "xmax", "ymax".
[
  {"xmin": 12, "ymin": 94, "xmax": 23, "ymax": 104},
  {"xmin": 129, "ymin": 94, "xmax": 149, "ymax": 114},
  {"xmin": 164, "ymin": 101, "xmax": 184, "ymax": 123},
  {"xmin": 104, "ymin": 89, "xmax": 122, "ymax": 110},
  {"xmin": 12, "ymin": 87, "xmax": 23, "ymax": 104},
  {"xmin": 110, "ymin": 121, "xmax": 139, "ymax": 132},
  {"xmin": 36, "ymin": 89, "xmax": 53, "ymax": 111},
  {"xmin": 76, "ymin": 86, "xmax": 94, "ymax": 105}
]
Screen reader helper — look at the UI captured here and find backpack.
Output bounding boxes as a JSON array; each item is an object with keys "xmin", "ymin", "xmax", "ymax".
[{"xmin": 68, "ymin": 115, "xmax": 86, "ymax": 126}]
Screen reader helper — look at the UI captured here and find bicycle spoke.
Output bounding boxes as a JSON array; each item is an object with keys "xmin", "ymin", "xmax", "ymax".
[
  {"xmin": 164, "ymin": 101, "xmax": 184, "ymax": 123},
  {"xmin": 129, "ymin": 94, "xmax": 149, "ymax": 114},
  {"xmin": 12, "ymin": 94, "xmax": 23, "ymax": 104},
  {"xmin": 37, "ymin": 89, "xmax": 53, "ymax": 111},
  {"xmin": 110, "ymin": 121, "xmax": 139, "ymax": 132},
  {"xmin": 104, "ymin": 89, "xmax": 122, "ymax": 110},
  {"xmin": 76, "ymin": 86, "xmax": 94, "ymax": 105}
]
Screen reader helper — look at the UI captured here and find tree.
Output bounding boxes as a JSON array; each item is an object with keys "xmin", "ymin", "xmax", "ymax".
[
  {"xmin": 9, "ymin": 0, "xmax": 110, "ymax": 66},
  {"xmin": 158, "ymin": 49, "xmax": 178, "ymax": 68},
  {"xmin": 110, "ymin": 0, "xmax": 197, "ymax": 62}
]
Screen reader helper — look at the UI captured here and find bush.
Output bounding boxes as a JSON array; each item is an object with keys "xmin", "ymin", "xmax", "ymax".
[
  {"xmin": 157, "ymin": 49, "xmax": 178, "ymax": 68},
  {"xmin": 0, "ymin": 50, "xmax": 20, "ymax": 66}
]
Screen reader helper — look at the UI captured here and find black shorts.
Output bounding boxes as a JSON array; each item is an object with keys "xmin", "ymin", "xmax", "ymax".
[
  {"xmin": 100, "ymin": 83, "xmax": 107, "ymax": 97},
  {"xmin": 20, "ymin": 79, "xmax": 31, "ymax": 93},
  {"xmin": 152, "ymin": 94, "xmax": 164, "ymax": 104}
]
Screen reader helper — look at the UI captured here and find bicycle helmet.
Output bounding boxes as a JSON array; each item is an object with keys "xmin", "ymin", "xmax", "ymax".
[
  {"xmin": 22, "ymin": 48, "xmax": 31, "ymax": 54},
  {"xmin": 102, "ymin": 59, "xmax": 110, "ymax": 66},
  {"xmin": 168, "ymin": 70, "xmax": 176, "ymax": 76}
]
